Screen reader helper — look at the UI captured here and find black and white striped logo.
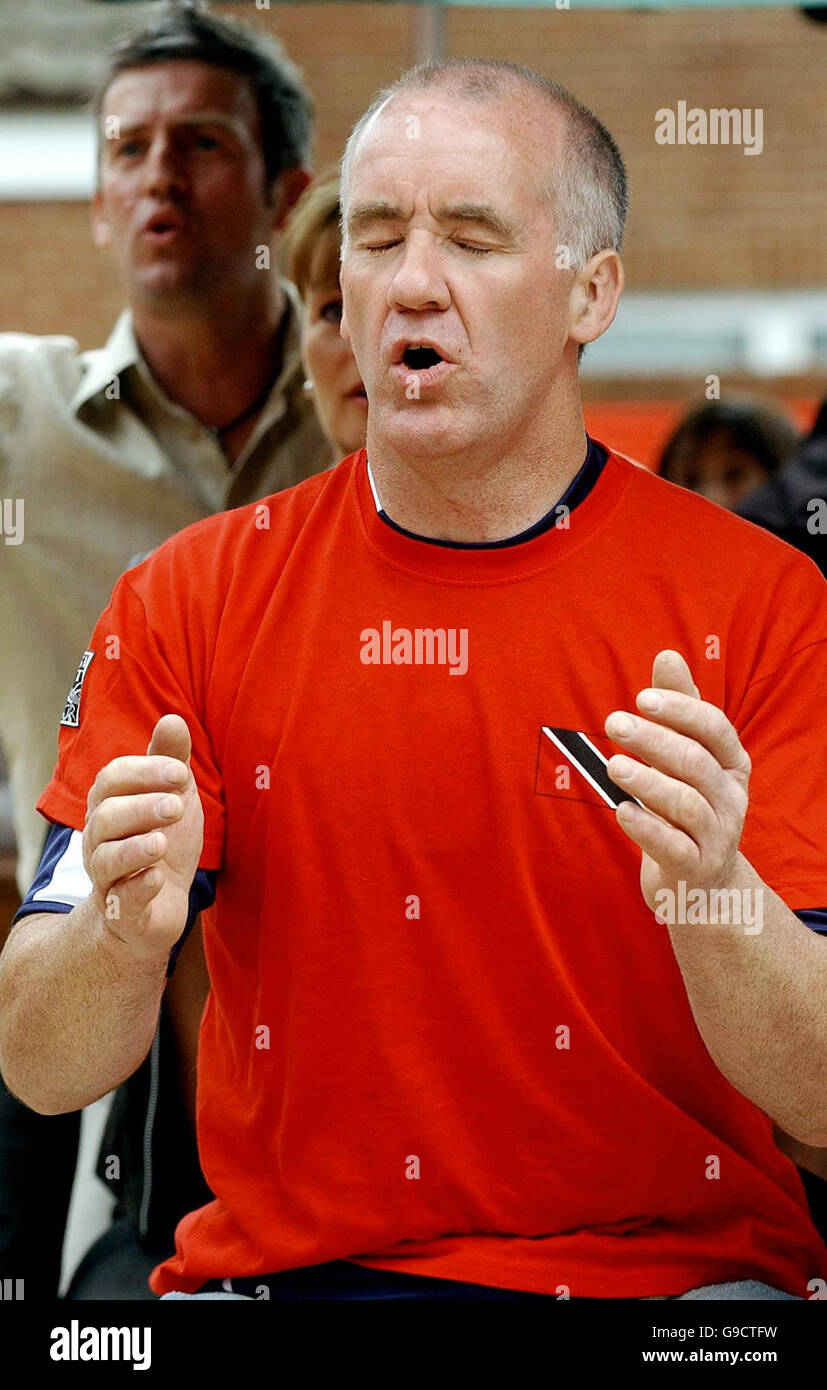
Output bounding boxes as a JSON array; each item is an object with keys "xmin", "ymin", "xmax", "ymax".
[
  {"xmin": 540, "ymin": 727, "xmax": 643, "ymax": 810},
  {"xmin": 60, "ymin": 650, "xmax": 94, "ymax": 728}
]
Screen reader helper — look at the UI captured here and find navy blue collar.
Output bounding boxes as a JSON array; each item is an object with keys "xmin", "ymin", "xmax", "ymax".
[{"xmin": 370, "ymin": 437, "xmax": 608, "ymax": 550}]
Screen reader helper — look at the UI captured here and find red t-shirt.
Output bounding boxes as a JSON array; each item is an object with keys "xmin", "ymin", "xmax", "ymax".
[{"xmin": 39, "ymin": 445, "xmax": 827, "ymax": 1298}]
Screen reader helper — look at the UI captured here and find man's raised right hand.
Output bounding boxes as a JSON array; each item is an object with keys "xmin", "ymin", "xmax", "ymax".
[{"xmin": 82, "ymin": 714, "xmax": 204, "ymax": 959}]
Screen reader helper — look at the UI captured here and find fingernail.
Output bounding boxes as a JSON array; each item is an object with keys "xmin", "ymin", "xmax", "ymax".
[
  {"xmin": 637, "ymin": 690, "xmax": 663, "ymax": 713},
  {"xmin": 162, "ymin": 762, "xmax": 184, "ymax": 784},
  {"xmin": 611, "ymin": 756, "xmax": 633, "ymax": 779},
  {"xmin": 157, "ymin": 796, "xmax": 178, "ymax": 818},
  {"xmin": 608, "ymin": 712, "xmax": 635, "ymax": 738}
]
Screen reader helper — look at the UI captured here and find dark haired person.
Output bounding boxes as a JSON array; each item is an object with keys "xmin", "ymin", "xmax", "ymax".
[
  {"xmin": 737, "ymin": 395, "xmax": 827, "ymax": 578},
  {"xmin": 0, "ymin": 1, "xmax": 328, "ymax": 1299},
  {"xmin": 3, "ymin": 58, "xmax": 826, "ymax": 1303},
  {"xmin": 659, "ymin": 396, "xmax": 798, "ymax": 512}
]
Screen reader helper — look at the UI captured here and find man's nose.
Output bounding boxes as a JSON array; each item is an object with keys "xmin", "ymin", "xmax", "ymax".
[
  {"xmin": 142, "ymin": 135, "xmax": 187, "ymax": 198},
  {"xmin": 386, "ymin": 234, "xmax": 450, "ymax": 313}
]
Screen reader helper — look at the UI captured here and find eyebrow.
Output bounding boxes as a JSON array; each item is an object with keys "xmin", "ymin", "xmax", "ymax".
[
  {"xmin": 346, "ymin": 199, "xmax": 516, "ymax": 242},
  {"xmin": 438, "ymin": 203, "xmax": 516, "ymax": 241},
  {"xmin": 345, "ymin": 201, "xmax": 402, "ymax": 236}
]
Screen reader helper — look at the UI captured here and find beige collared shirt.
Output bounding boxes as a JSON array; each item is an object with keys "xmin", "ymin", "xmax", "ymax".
[{"xmin": 0, "ymin": 283, "xmax": 330, "ymax": 893}]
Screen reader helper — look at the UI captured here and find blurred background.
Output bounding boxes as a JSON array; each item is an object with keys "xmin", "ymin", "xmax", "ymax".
[{"xmin": 1, "ymin": 0, "xmax": 825, "ymax": 463}]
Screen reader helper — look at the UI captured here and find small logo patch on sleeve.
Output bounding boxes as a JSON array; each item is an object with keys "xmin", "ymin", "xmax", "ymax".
[{"xmin": 60, "ymin": 650, "xmax": 95, "ymax": 728}]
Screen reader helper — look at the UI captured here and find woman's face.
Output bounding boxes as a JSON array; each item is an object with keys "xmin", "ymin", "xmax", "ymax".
[{"xmin": 301, "ymin": 227, "xmax": 368, "ymax": 460}]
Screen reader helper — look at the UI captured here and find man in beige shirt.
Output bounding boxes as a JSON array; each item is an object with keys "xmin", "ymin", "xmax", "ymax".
[
  {"xmin": 1, "ymin": 27, "xmax": 329, "ymax": 898},
  {"xmin": 1, "ymin": 292, "xmax": 326, "ymax": 895},
  {"xmin": 0, "ymin": 3, "xmax": 328, "ymax": 1299}
]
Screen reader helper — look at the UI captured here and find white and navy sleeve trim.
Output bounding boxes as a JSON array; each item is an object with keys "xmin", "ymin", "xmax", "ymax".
[
  {"xmin": 797, "ymin": 909, "xmax": 827, "ymax": 933},
  {"xmin": 14, "ymin": 823, "xmax": 87, "ymax": 914},
  {"xmin": 13, "ymin": 821, "xmax": 218, "ymax": 976}
]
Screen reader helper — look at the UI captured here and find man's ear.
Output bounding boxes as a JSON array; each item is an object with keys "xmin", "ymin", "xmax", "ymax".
[
  {"xmin": 91, "ymin": 188, "xmax": 111, "ymax": 251},
  {"xmin": 267, "ymin": 167, "xmax": 313, "ymax": 232},
  {"xmin": 568, "ymin": 249, "xmax": 624, "ymax": 353}
]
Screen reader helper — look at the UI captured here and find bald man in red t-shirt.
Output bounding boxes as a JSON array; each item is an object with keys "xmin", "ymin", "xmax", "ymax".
[{"xmin": 1, "ymin": 59, "xmax": 825, "ymax": 1302}]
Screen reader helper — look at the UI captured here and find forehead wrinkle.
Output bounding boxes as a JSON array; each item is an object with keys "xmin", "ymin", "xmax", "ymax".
[
  {"xmin": 165, "ymin": 111, "xmax": 249, "ymax": 129},
  {"xmin": 347, "ymin": 103, "xmax": 555, "ymax": 217},
  {"xmin": 112, "ymin": 111, "xmax": 246, "ymax": 134}
]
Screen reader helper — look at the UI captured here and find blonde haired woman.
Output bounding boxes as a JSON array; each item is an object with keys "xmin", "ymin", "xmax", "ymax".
[{"xmin": 283, "ymin": 174, "xmax": 367, "ymax": 462}]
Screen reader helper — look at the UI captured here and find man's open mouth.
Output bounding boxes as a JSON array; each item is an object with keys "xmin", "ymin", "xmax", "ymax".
[
  {"xmin": 402, "ymin": 345, "xmax": 444, "ymax": 369},
  {"xmin": 143, "ymin": 210, "xmax": 187, "ymax": 237}
]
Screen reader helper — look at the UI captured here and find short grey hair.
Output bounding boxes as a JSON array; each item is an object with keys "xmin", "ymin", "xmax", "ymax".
[{"xmin": 340, "ymin": 57, "xmax": 628, "ymax": 270}]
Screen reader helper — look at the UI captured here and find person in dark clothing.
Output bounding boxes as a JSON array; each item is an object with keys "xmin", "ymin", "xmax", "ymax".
[
  {"xmin": 736, "ymin": 395, "xmax": 827, "ymax": 577},
  {"xmin": 736, "ymin": 396, "xmax": 827, "ymax": 1232},
  {"xmin": 63, "ymin": 992, "xmax": 213, "ymax": 1301}
]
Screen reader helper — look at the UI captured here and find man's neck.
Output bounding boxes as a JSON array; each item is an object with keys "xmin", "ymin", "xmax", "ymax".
[
  {"xmin": 366, "ymin": 406, "xmax": 590, "ymax": 544},
  {"xmin": 130, "ymin": 281, "xmax": 287, "ymax": 434}
]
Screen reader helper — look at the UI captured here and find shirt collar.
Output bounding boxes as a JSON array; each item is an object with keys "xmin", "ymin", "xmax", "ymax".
[
  {"xmin": 69, "ymin": 309, "xmax": 140, "ymax": 415},
  {"xmin": 69, "ymin": 280, "xmax": 304, "ymax": 425},
  {"xmin": 366, "ymin": 436, "xmax": 606, "ymax": 549},
  {"xmin": 267, "ymin": 276, "xmax": 304, "ymax": 405}
]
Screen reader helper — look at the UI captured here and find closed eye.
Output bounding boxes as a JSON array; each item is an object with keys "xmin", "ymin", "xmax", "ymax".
[
  {"xmin": 362, "ymin": 238, "xmax": 493, "ymax": 256},
  {"xmin": 357, "ymin": 231, "xmax": 497, "ymax": 258},
  {"xmin": 452, "ymin": 240, "xmax": 493, "ymax": 256}
]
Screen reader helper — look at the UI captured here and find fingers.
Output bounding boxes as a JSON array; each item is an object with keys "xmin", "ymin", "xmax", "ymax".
[
  {"xmin": 607, "ymin": 753, "xmax": 717, "ymax": 845},
  {"xmin": 103, "ymin": 866, "xmax": 166, "ymax": 928},
  {"xmin": 83, "ymin": 780, "xmax": 185, "ymax": 902},
  {"xmin": 86, "ymin": 755, "xmax": 189, "ymax": 816},
  {"xmin": 651, "ymin": 649, "xmax": 700, "ymax": 700},
  {"xmin": 86, "ymin": 791, "xmax": 184, "ymax": 846},
  {"xmin": 147, "ymin": 713, "xmax": 192, "ymax": 764},
  {"xmin": 605, "ymin": 701, "xmax": 749, "ymax": 840},
  {"xmin": 615, "ymin": 800, "xmax": 701, "ymax": 878},
  {"xmin": 631, "ymin": 690, "xmax": 750, "ymax": 780},
  {"xmin": 82, "ymin": 713, "xmax": 194, "ymax": 914},
  {"xmin": 83, "ymin": 790, "xmax": 183, "ymax": 902},
  {"xmin": 606, "ymin": 711, "xmax": 738, "ymax": 814},
  {"xmin": 87, "ymin": 828, "xmax": 168, "ymax": 904},
  {"xmin": 606, "ymin": 652, "xmax": 750, "ymax": 898}
]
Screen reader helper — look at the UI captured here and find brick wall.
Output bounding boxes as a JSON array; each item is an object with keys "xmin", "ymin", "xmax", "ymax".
[{"xmin": 1, "ymin": 5, "xmax": 824, "ymax": 347}]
